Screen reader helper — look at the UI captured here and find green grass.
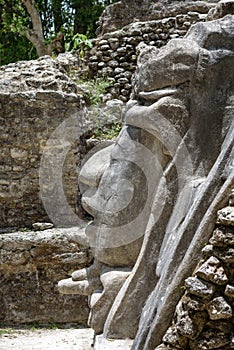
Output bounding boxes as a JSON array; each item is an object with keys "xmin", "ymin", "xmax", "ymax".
[
  {"xmin": 19, "ymin": 227, "xmax": 31, "ymax": 232},
  {"xmin": 0, "ymin": 327, "xmax": 13, "ymax": 337}
]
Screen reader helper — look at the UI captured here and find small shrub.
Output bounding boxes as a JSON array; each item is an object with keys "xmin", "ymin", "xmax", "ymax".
[
  {"xmin": 93, "ymin": 122, "xmax": 122, "ymax": 141},
  {"xmin": 76, "ymin": 77, "xmax": 113, "ymax": 106},
  {"xmin": 65, "ymin": 33, "xmax": 93, "ymax": 59}
]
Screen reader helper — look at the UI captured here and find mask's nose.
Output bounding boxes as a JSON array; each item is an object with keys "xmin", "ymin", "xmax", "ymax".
[
  {"xmin": 79, "ymin": 144, "xmax": 114, "ymax": 188},
  {"xmin": 78, "ymin": 144, "xmax": 114, "ymax": 217}
]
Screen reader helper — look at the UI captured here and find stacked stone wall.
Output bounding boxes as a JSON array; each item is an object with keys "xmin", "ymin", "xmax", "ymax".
[
  {"xmin": 155, "ymin": 199, "xmax": 234, "ymax": 350},
  {"xmin": 88, "ymin": 11, "xmax": 208, "ymax": 102}
]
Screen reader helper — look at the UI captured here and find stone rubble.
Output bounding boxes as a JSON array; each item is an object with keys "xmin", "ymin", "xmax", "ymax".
[
  {"xmin": 32, "ymin": 222, "xmax": 54, "ymax": 231},
  {"xmin": 154, "ymin": 189, "xmax": 234, "ymax": 350}
]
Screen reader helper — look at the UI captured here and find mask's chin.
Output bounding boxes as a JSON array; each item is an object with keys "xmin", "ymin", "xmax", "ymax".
[{"xmin": 85, "ymin": 219, "xmax": 143, "ymax": 267}]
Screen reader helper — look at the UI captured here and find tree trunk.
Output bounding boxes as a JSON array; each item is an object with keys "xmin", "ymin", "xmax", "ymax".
[{"xmin": 21, "ymin": 0, "xmax": 49, "ymax": 56}]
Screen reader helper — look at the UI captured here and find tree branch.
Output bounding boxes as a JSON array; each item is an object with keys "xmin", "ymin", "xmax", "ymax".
[{"xmin": 21, "ymin": 0, "xmax": 48, "ymax": 56}]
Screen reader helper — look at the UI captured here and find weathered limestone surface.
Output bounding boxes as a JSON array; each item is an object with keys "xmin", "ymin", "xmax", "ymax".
[
  {"xmin": 89, "ymin": 269, "xmax": 131, "ymax": 334},
  {"xmin": 0, "ymin": 227, "xmax": 92, "ymax": 324},
  {"xmin": 94, "ymin": 335, "xmax": 133, "ymax": 350},
  {"xmin": 155, "ymin": 205, "xmax": 234, "ymax": 350},
  {"xmin": 0, "ymin": 55, "xmax": 85, "ymax": 228},
  {"xmin": 1, "ymin": 1, "xmax": 232, "ymax": 347},
  {"xmin": 101, "ymin": 14, "xmax": 234, "ymax": 349},
  {"xmin": 97, "ymin": 1, "xmax": 215, "ymax": 35},
  {"xmin": 0, "ymin": 54, "xmax": 122, "ymax": 229}
]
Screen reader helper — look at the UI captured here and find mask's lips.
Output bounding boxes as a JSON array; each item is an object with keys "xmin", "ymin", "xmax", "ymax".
[{"xmin": 139, "ymin": 87, "xmax": 177, "ymax": 101}]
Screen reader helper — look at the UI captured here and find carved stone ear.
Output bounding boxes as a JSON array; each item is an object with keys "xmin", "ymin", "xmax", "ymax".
[
  {"xmin": 196, "ymin": 47, "xmax": 234, "ymax": 80},
  {"xmin": 196, "ymin": 48, "xmax": 212, "ymax": 80}
]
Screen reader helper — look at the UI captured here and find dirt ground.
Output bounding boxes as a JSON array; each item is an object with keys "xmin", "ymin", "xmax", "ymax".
[{"xmin": 0, "ymin": 327, "xmax": 94, "ymax": 350}]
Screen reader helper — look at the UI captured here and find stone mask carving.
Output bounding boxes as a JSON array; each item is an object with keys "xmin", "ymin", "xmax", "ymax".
[{"xmin": 58, "ymin": 14, "xmax": 234, "ymax": 348}]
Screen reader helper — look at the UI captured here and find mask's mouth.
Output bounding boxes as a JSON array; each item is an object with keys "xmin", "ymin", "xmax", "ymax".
[
  {"xmin": 139, "ymin": 87, "xmax": 176, "ymax": 101},
  {"xmin": 138, "ymin": 82, "xmax": 188, "ymax": 102}
]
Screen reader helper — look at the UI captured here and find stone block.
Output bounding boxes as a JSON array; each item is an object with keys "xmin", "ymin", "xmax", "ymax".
[
  {"xmin": 225, "ymin": 284, "xmax": 234, "ymax": 299},
  {"xmin": 196, "ymin": 256, "xmax": 228, "ymax": 285},
  {"xmin": 217, "ymin": 206, "xmax": 234, "ymax": 226},
  {"xmin": 185, "ymin": 277, "xmax": 215, "ymax": 300},
  {"xmin": 207, "ymin": 297, "xmax": 232, "ymax": 320},
  {"xmin": 0, "ymin": 227, "xmax": 92, "ymax": 325}
]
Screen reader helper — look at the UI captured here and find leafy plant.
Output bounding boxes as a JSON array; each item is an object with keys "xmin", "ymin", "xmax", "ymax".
[
  {"xmin": 76, "ymin": 77, "xmax": 113, "ymax": 105},
  {"xmin": 47, "ymin": 322, "xmax": 59, "ymax": 330},
  {"xmin": 65, "ymin": 33, "xmax": 93, "ymax": 58},
  {"xmin": 29, "ymin": 323, "xmax": 40, "ymax": 331},
  {"xmin": 93, "ymin": 122, "xmax": 122, "ymax": 141},
  {"xmin": 19, "ymin": 227, "xmax": 31, "ymax": 232}
]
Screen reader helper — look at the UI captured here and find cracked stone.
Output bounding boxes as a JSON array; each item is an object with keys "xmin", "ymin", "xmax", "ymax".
[
  {"xmin": 225, "ymin": 284, "xmax": 234, "ymax": 299},
  {"xmin": 190, "ymin": 330, "xmax": 231, "ymax": 350},
  {"xmin": 209, "ymin": 228, "xmax": 234, "ymax": 246},
  {"xmin": 185, "ymin": 277, "xmax": 215, "ymax": 300},
  {"xmin": 217, "ymin": 206, "xmax": 234, "ymax": 226},
  {"xmin": 162, "ymin": 325, "xmax": 188, "ymax": 349},
  {"xmin": 181, "ymin": 293, "xmax": 206, "ymax": 311},
  {"xmin": 207, "ymin": 296, "xmax": 232, "ymax": 320},
  {"xmin": 196, "ymin": 256, "xmax": 228, "ymax": 285},
  {"xmin": 154, "ymin": 345, "xmax": 175, "ymax": 350},
  {"xmin": 206, "ymin": 320, "xmax": 233, "ymax": 334},
  {"xmin": 32, "ymin": 222, "xmax": 54, "ymax": 231},
  {"xmin": 202, "ymin": 244, "xmax": 214, "ymax": 258},
  {"xmin": 215, "ymin": 247, "xmax": 234, "ymax": 263},
  {"xmin": 177, "ymin": 314, "xmax": 199, "ymax": 339}
]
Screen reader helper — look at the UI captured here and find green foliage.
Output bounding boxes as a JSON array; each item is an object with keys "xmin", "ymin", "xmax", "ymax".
[
  {"xmin": 0, "ymin": 0, "xmax": 118, "ymax": 65},
  {"xmin": 93, "ymin": 122, "xmax": 122, "ymax": 140},
  {"xmin": 75, "ymin": 76, "xmax": 121, "ymax": 141},
  {"xmin": 29, "ymin": 322, "xmax": 59, "ymax": 330},
  {"xmin": 29, "ymin": 323, "xmax": 40, "ymax": 331},
  {"xmin": 19, "ymin": 227, "xmax": 32, "ymax": 232},
  {"xmin": 48, "ymin": 322, "xmax": 59, "ymax": 330},
  {"xmin": 77, "ymin": 77, "xmax": 113, "ymax": 105},
  {"xmin": 0, "ymin": 0, "xmax": 29, "ymax": 35},
  {"xmin": 0, "ymin": 33, "xmax": 37, "ymax": 66},
  {"xmin": 64, "ymin": 33, "xmax": 93, "ymax": 57},
  {"xmin": 0, "ymin": 328, "xmax": 13, "ymax": 337}
]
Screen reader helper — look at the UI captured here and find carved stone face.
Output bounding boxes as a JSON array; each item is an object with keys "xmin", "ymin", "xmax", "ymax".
[
  {"xmin": 80, "ymin": 41, "xmax": 201, "ymax": 268},
  {"xmin": 80, "ymin": 17, "xmax": 234, "ymax": 269},
  {"xmin": 81, "ymin": 125, "xmax": 164, "ymax": 267}
]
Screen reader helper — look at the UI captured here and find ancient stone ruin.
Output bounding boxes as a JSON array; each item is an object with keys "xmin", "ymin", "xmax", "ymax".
[
  {"xmin": 58, "ymin": 3, "xmax": 234, "ymax": 350},
  {"xmin": 0, "ymin": 55, "xmax": 83, "ymax": 229},
  {"xmin": 0, "ymin": 1, "xmax": 233, "ymax": 349}
]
